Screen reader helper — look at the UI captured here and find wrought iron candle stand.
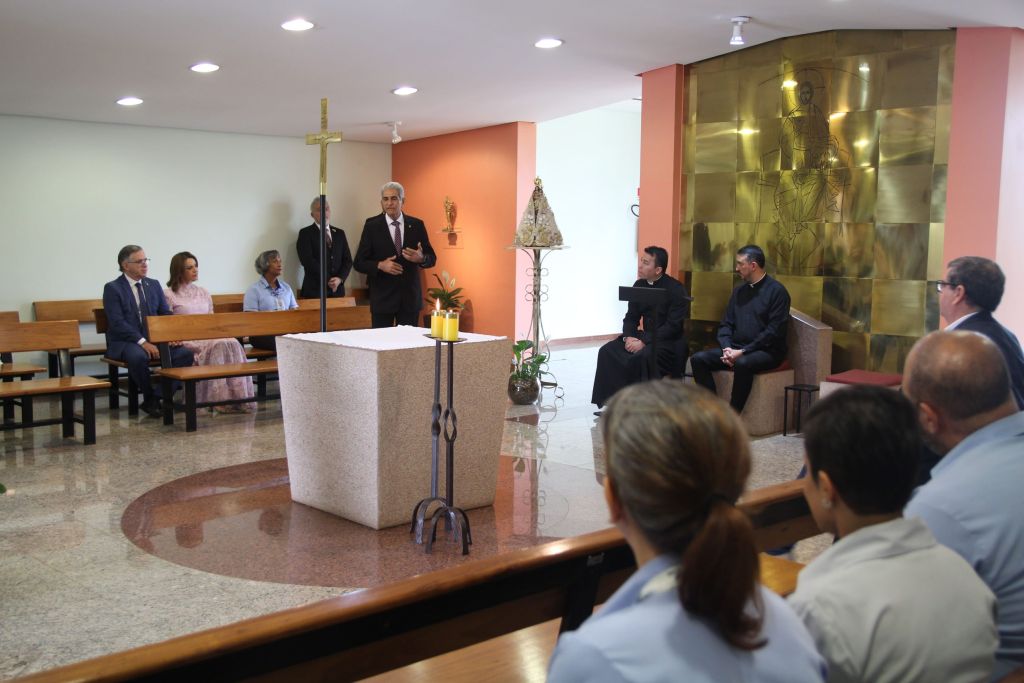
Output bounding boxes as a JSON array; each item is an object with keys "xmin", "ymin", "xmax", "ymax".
[{"xmin": 410, "ymin": 335, "xmax": 471, "ymax": 555}]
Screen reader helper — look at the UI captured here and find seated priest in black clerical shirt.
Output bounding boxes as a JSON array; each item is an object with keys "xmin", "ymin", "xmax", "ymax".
[
  {"xmin": 690, "ymin": 244, "xmax": 791, "ymax": 413},
  {"xmin": 591, "ymin": 246, "xmax": 690, "ymax": 412}
]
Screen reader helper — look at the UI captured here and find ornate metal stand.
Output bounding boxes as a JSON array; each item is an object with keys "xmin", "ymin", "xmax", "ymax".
[
  {"xmin": 410, "ymin": 336, "xmax": 471, "ymax": 554},
  {"xmin": 508, "ymin": 245, "xmax": 566, "ymax": 390}
]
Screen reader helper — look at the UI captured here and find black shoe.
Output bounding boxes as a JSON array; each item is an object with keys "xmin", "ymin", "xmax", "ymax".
[{"xmin": 140, "ymin": 397, "xmax": 163, "ymax": 418}]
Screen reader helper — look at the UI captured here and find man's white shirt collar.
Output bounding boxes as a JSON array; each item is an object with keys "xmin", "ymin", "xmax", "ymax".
[{"xmin": 945, "ymin": 311, "xmax": 979, "ymax": 330}]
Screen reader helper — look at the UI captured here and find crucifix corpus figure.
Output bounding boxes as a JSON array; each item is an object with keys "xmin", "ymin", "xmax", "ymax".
[{"xmin": 305, "ymin": 97, "xmax": 343, "ymax": 331}]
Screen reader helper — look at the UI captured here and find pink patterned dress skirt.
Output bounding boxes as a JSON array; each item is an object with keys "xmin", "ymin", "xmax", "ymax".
[{"xmin": 164, "ymin": 284, "xmax": 255, "ymax": 411}]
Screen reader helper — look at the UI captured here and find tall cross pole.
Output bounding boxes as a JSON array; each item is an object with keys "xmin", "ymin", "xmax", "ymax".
[{"xmin": 305, "ymin": 97, "xmax": 343, "ymax": 332}]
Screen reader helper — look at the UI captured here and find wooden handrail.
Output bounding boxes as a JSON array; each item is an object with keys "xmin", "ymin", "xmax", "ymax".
[{"xmin": 17, "ymin": 481, "xmax": 816, "ymax": 682}]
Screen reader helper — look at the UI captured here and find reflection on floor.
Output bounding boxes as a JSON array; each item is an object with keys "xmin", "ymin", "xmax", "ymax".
[{"xmin": 0, "ymin": 342, "xmax": 816, "ymax": 680}]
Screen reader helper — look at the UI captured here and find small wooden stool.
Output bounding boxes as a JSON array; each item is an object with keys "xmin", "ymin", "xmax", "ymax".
[{"xmin": 784, "ymin": 383, "xmax": 819, "ymax": 436}]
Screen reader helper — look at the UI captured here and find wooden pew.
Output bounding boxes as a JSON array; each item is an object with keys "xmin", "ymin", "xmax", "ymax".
[
  {"xmin": 32, "ymin": 298, "xmax": 107, "ymax": 377},
  {"xmin": 146, "ymin": 306, "xmax": 372, "ymax": 431},
  {"xmin": 17, "ymin": 481, "xmax": 813, "ymax": 682},
  {"xmin": 94, "ymin": 308, "xmax": 277, "ymax": 415},
  {"xmin": 0, "ymin": 321, "xmax": 111, "ymax": 444},
  {"xmin": 1, "ymin": 311, "xmax": 47, "ymax": 423}
]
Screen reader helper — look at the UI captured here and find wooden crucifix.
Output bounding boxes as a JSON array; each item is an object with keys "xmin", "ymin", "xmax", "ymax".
[{"xmin": 305, "ymin": 98, "xmax": 343, "ymax": 331}]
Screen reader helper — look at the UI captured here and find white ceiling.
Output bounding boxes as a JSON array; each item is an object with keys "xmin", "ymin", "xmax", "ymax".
[{"xmin": 1, "ymin": 0, "xmax": 1021, "ymax": 143}]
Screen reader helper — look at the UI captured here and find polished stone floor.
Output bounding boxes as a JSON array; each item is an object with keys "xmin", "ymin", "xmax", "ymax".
[{"xmin": 0, "ymin": 342, "xmax": 816, "ymax": 680}]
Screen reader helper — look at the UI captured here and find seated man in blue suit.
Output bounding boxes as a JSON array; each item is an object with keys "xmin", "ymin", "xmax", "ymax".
[{"xmin": 102, "ymin": 245, "xmax": 194, "ymax": 417}]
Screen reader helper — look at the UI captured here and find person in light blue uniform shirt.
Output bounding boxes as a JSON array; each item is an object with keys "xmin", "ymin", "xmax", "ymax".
[
  {"xmin": 904, "ymin": 331, "xmax": 1024, "ymax": 681},
  {"xmin": 547, "ymin": 381, "xmax": 825, "ymax": 683}
]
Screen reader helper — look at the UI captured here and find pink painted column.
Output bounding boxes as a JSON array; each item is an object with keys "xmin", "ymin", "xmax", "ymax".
[
  {"xmin": 639, "ymin": 64, "xmax": 686, "ymax": 274},
  {"xmin": 945, "ymin": 27, "xmax": 1024, "ymax": 335}
]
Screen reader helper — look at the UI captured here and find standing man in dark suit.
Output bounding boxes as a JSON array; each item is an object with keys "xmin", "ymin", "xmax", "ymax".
[
  {"xmin": 690, "ymin": 244, "xmax": 791, "ymax": 413},
  {"xmin": 102, "ymin": 245, "xmax": 194, "ymax": 417},
  {"xmin": 296, "ymin": 196, "xmax": 352, "ymax": 299},
  {"xmin": 938, "ymin": 255, "xmax": 1024, "ymax": 408},
  {"xmin": 354, "ymin": 181, "xmax": 437, "ymax": 328}
]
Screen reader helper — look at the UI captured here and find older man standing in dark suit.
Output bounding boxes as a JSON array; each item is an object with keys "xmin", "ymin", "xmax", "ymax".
[
  {"xmin": 938, "ymin": 255, "xmax": 1024, "ymax": 409},
  {"xmin": 102, "ymin": 245, "xmax": 193, "ymax": 417},
  {"xmin": 296, "ymin": 196, "xmax": 352, "ymax": 299},
  {"xmin": 354, "ymin": 181, "xmax": 437, "ymax": 328}
]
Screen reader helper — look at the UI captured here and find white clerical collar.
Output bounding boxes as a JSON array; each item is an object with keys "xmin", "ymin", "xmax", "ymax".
[
  {"xmin": 748, "ymin": 272, "xmax": 767, "ymax": 288},
  {"xmin": 646, "ymin": 274, "xmax": 663, "ymax": 286}
]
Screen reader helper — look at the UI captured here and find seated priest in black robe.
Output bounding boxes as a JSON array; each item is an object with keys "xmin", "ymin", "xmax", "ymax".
[
  {"xmin": 690, "ymin": 244, "xmax": 790, "ymax": 413},
  {"xmin": 591, "ymin": 246, "xmax": 690, "ymax": 411}
]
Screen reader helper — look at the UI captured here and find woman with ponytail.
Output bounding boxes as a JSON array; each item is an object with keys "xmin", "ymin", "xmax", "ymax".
[{"xmin": 547, "ymin": 381, "xmax": 825, "ymax": 682}]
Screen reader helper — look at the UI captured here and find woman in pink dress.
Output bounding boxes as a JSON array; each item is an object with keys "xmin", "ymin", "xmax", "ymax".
[{"xmin": 164, "ymin": 252, "xmax": 254, "ymax": 413}]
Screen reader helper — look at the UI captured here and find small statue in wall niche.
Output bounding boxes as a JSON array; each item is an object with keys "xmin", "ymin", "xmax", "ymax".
[
  {"xmin": 443, "ymin": 196, "xmax": 457, "ymax": 232},
  {"xmin": 515, "ymin": 177, "xmax": 564, "ymax": 247}
]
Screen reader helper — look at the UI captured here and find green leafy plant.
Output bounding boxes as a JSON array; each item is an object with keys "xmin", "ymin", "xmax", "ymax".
[
  {"xmin": 511, "ymin": 340, "xmax": 548, "ymax": 381},
  {"xmin": 425, "ymin": 270, "xmax": 464, "ymax": 310}
]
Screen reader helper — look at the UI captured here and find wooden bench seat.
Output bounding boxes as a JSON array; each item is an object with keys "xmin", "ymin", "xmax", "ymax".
[
  {"xmin": 33, "ymin": 299, "xmax": 108, "ymax": 377},
  {"xmin": 18, "ymin": 481, "xmax": 813, "ymax": 682},
  {"xmin": 0, "ymin": 321, "xmax": 111, "ymax": 444},
  {"xmin": 146, "ymin": 306, "xmax": 372, "ymax": 432}
]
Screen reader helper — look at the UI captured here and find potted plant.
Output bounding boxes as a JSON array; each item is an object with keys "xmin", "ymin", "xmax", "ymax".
[
  {"xmin": 425, "ymin": 271, "xmax": 463, "ymax": 311},
  {"xmin": 508, "ymin": 339, "xmax": 547, "ymax": 404}
]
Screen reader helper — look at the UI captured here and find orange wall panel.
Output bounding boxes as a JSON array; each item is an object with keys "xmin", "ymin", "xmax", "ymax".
[{"xmin": 392, "ymin": 122, "xmax": 536, "ymax": 337}]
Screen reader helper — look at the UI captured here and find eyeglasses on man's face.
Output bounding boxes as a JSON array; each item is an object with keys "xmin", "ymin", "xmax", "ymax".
[
  {"xmin": 936, "ymin": 280, "xmax": 958, "ymax": 293},
  {"xmin": 127, "ymin": 258, "xmax": 151, "ymax": 265}
]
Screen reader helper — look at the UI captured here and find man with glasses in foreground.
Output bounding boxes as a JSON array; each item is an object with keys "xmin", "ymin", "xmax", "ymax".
[
  {"xmin": 937, "ymin": 256, "xmax": 1024, "ymax": 409},
  {"xmin": 102, "ymin": 245, "xmax": 193, "ymax": 417}
]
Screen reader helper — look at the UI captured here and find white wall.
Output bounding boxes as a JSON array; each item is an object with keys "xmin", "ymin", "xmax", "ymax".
[
  {"xmin": 535, "ymin": 106, "xmax": 640, "ymax": 340},
  {"xmin": 0, "ymin": 115, "xmax": 390, "ymax": 328}
]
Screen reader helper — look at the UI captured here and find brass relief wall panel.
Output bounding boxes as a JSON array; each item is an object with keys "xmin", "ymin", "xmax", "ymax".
[{"xmin": 682, "ymin": 29, "xmax": 953, "ymax": 373}]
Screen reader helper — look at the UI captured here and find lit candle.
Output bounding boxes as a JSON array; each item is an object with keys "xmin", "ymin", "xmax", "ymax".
[
  {"xmin": 442, "ymin": 310, "xmax": 459, "ymax": 341},
  {"xmin": 430, "ymin": 301, "xmax": 444, "ymax": 337}
]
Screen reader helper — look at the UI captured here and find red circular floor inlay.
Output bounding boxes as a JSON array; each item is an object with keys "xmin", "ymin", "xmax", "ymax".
[{"xmin": 121, "ymin": 457, "xmax": 606, "ymax": 587}]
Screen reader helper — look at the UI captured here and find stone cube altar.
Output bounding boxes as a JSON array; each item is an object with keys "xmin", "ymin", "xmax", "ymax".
[{"xmin": 277, "ymin": 326, "xmax": 510, "ymax": 529}]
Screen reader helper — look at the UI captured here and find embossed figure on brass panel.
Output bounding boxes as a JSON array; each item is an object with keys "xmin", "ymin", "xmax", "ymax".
[{"xmin": 757, "ymin": 68, "xmax": 865, "ymax": 273}]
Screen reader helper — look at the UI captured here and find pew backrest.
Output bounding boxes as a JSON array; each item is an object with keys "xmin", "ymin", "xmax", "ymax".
[
  {"xmin": 145, "ymin": 307, "xmax": 372, "ymax": 344},
  {"xmin": 0, "ymin": 310, "xmax": 20, "ymax": 325},
  {"xmin": 0, "ymin": 320, "xmax": 82, "ymax": 354},
  {"xmin": 33, "ymin": 299, "xmax": 104, "ymax": 324}
]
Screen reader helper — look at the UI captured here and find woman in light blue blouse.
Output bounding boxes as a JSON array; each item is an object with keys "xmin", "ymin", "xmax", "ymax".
[
  {"xmin": 547, "ymin": 382, "xmax": 825, "ymax": 683},
  {"xmin": 243, "ymin": 249, "xmax": 298, "ymax": 350}
]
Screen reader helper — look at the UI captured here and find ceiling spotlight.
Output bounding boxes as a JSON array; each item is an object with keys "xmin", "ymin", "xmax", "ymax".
[
  {"xmin": 391, "ymin": 121, "xmax": 402, "ymax": 144},
  {"xmin": 116, "ymin": 96, "xmax": 143, "ymax": 106},
  {"xmin": 534, "ymin": 37, "xmax": 563, "ymax": 49},
  {"xmin": 190, "ymin": 62, "xmax": 219, "ymax": 73},
  {"xmin": 281, "ymin": 18, "xmax": 314, "ymax": 31},
  {"xmin": 392, "ymin": 86, "xmax": 418, "ymax": 96},
  {"xmin": 730, "ymin": 16, "xmax": 750, "ymax": 46}
]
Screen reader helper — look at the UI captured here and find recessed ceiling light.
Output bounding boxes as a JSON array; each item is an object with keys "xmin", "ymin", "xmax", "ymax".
[
  {"xmin": 392, "ymin": 86, "xmax": 418, "ymax": 96},
  {"xmin": 190, "ymin": 62, "xmax": 220, "ymax": 73},
  {"xmin": 281, "ymin": 18, "xmax": 314, "ymax": 31},
  {"xmin": 534, "ymin": 37, "xmax": 563, "ymax": 49},
  {"xmin": 859, "ymin": 63, "xmax": 871, "ymax": 73},
  {"xmin": 116, "ymin": 96, "xmax": 143, "ymax": 106}
]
